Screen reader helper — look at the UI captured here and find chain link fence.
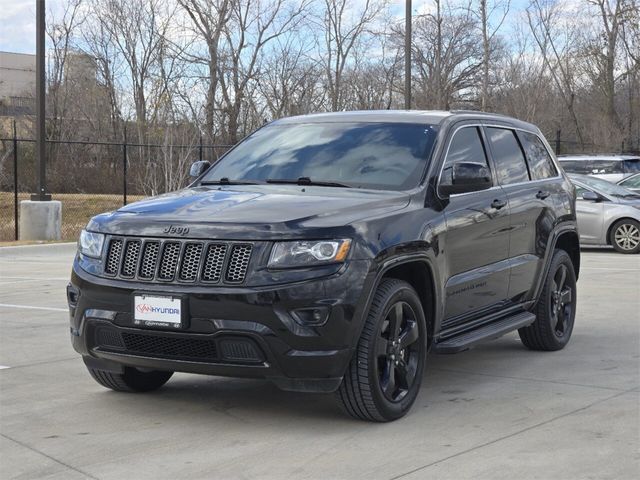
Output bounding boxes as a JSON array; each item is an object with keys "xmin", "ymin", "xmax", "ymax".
[{"xmin": 0, "ymin": 133, "xmax": 232, "ymax": 242}]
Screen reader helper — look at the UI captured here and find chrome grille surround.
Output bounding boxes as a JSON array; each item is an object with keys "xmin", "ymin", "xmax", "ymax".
[
  {"xmin": 202, "ymin": 243, "xmax": 227, "ymax": 283},
  {"xmin": 102, "ymin": 236, "xmax": 253, "ymax": 285},
  {"xmin": 138, "ymin": 241, "xmax": 160, "ymax": 279},
  {"xmin": 104, "ymin": 239, "xmax": 123, "ymax": 275},
  {"xmin": 226, "ymin": 244, "xmax": 252, "ymax": 283},
  {"xmin": 179, "ymin": 243, "xmax": 204, "ymax": 281},
  {"xmin": 120, "ymin": 240, "xmax": 141, "ymax": 278},
  {"xmin": 158, "ymin": 242, "xmax": 181, "ymax": 280}
]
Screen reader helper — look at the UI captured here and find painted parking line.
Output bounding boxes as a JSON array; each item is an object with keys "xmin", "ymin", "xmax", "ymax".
[
  {"xmin": 0, "ymin": 366, "xmax": 10, "ymax": 370},
  {"xmin": 0, "ymin": 276, "xmax": 69, "ymax": 281},
  {"xmin": 0, "ymin": 303, "xmax": 67, "ymax": 312}
]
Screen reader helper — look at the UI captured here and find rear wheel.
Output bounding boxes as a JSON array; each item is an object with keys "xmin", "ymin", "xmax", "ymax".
[
  {"xmin": 337, "ymin": 278, "xmax": 427, "ymax": 422},
  {"xmin": 519, "ymin": 249, "xmax": 577, "ymax": 351},
  {"xmin": 87, "ymin": 366, "xmax": 173, "ymax": 392},
  {"xmin": 610, "ymin": 219, "xmax": 640, "ymax": 254}
]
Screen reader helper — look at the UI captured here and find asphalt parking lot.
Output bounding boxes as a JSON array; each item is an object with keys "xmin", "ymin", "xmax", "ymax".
[{"xmin": 0, "ymin": 244, "xmax": 638, "ymax": 480}]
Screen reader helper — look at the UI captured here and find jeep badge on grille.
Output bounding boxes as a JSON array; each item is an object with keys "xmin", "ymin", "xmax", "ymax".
[{"xmin": 163, "ymin": 225, "xmax": 189, "ymax": 236}]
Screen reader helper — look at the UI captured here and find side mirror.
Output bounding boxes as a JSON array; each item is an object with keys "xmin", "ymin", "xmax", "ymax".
[
  {"xmin": 189, "ymin": 160, "xmax": 211, "ymax": 178},
  {"xmin": 581, "ymin": 191, "xmax": 600, "ymax": 202},
  {"xmin": 440, "ymin": 162, "xmax": 492, "ymax": 196}
]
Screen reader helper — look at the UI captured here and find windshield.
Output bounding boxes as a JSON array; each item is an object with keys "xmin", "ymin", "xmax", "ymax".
[
  {"xmin": 620, "ymin": 174, "xmax": 640, "ymax": 189},
  {"xmin": 201, "ymin": 122, "xmax": 439, "ymax": 190},
  {"xmin": 571, "ymin": 174, "xmax": 639, "ymax": 198}
]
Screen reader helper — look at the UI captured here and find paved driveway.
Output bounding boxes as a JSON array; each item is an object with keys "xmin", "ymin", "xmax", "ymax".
[{"xmin": 1, "ymin": 244, "xmax": 638, "ymax": 479}]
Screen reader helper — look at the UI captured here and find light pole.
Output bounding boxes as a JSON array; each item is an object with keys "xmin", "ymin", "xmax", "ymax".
[
  {"xmin": 33, "ymin": 0, "xmax": 50, "ymax": 201},
  {"xmin": 404, "ymin": 0, "xmax": 412, "ymax": 110},
  {"xmin": 20, "ymin": 0, "xmax": 60, "ymax": 241}
]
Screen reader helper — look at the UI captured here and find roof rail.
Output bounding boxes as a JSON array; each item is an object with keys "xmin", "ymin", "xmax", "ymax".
[{"xmin": 449, "ymin": 110, "xmax": 511, "ymax": 118}]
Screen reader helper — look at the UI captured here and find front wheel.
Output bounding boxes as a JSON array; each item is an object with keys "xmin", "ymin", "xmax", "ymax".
[
  {"xmin": 337, "ymin": 278, "xmax": 427, "ymax": 422},
  {"xmin": 610, "ymin": 219, "xmax": 640, "ymax": 254},
  {"xmin": 519, "ymin": 249, "xmax": 577, "ymax": 351}
]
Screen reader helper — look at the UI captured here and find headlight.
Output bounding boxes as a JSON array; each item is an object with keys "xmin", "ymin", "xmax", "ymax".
[
  {"xmin": 268, "ymin": 239, "xmax": 351, "ymax": 268},
  {"xmin": 78, "ymin": 230, "xmax": 105, "ymax": 258}
]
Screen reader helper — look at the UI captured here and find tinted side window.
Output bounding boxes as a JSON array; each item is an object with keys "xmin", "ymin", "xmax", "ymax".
[
  {"xmin": 519, "ymin": 132, "xmax": 557, "ymax": 179},
  {"xmin": 486, "ymin": 127, "xmax": 530, "ymax": 185},
  {"xmin": 444, "ymin": 127, "xmax": 489, "ymax": 167},
  {"xmin": 623, "ymin": 160, "xmax": 640, "ymax": 173},
  {"xmin": 589, "ymin": 160, "xmax": 623, "ymax": 174},
  {"xmin": 441, "ymin": 126, "xmax": 490, "ymax": 188},
  {"xmin": 560, "ymin": 160, "xmax": 590, "ymax": 174}
]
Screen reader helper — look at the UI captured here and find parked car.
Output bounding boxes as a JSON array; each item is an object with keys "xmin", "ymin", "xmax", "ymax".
[
  {"xmin": 558, "ymin": 154, "xmax": 640, "ymax": 182},
  {"xmin": 69, "ymin": 111, "xmax": 580, "ymax": 421},
  {"xmin": 617, "ymin": 172, "xmax": 640, "ymax": 193},
  {"xmin": 570, "ymin": 174, "xmax": 640, "ymax": 253}
]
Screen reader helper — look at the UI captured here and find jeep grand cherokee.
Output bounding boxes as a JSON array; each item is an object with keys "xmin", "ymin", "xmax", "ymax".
[{"xmin": 68, "ymin": 111, "xmax": 580, "ymax": 421}]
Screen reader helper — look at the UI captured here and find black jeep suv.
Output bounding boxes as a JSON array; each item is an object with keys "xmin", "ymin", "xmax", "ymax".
[{"xmin": 69, "ymin": 111, "xmax": 580, "ymax": 421}]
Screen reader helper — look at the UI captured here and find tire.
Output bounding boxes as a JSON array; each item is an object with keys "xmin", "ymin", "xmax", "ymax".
[
  {"xmin": 519, "ymin": 249, "xmax": 577, "ymax": 351},
  {"xmin": 87, "ymin": 366, "xmax": 173, "ymax": 392},
  {"xmin": 337, "ymin": 278, "xmax": 427, "ymax": 422},
  {"xmin": 609, "ymin": 219, "xmax": 640, "ymax": 254}
]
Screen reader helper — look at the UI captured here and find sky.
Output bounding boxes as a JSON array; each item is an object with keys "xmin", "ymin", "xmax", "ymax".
[
  {"xmin": 0, "ymin": 0, "xmax": 66, "ymax": 54},
  {"xmin": 0, "ymin": 0, "xmax": 535, "ymax": 56}
]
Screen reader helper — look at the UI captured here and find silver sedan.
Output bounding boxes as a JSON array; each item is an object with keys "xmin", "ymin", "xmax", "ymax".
[{"xmin": 569, "ymin": 174, "xmax": 640, "ymax": 254}]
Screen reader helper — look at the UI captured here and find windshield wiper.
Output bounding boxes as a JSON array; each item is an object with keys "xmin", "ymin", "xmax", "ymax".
[
  {"xmin": 200, "ymin": 177, "xmax": 263, "ymax": 186},
  {"xmin": 266, "ymin": 177, "xmax": 352, "ymax": 188}
]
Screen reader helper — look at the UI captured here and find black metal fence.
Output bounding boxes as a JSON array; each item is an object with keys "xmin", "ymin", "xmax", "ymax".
[
  {"xmin": 2, "ymin": 126, "xmax": 638, "ymax": 242},
  {"xmin": 548, "ymin": 129, "xmax": 640, "ymax": 156},
  {"xmin": 0, "ymin": 128, "xmax": 232, "ymax": 241}
]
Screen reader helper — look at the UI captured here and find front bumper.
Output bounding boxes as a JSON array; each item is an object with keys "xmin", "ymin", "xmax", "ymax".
[{"xmin": 68, "ymin": 257, "xmax": 373, "ymax": 392}]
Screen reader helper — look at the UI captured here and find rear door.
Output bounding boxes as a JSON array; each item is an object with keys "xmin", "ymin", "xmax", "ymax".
[{"xmin": 484, "ymin": 126, "xmax": 555, "ymax": 304}]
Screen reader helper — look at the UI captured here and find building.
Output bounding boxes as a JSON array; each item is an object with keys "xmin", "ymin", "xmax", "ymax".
[{"xmin": 0, "ymin": 51, "xmax": 36, "ymax": 116}]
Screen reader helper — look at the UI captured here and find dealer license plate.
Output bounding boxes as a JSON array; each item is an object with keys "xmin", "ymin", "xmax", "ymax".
[{"xmin": 134, "ymin": 294, "xmax": 182, "ymax": 329}]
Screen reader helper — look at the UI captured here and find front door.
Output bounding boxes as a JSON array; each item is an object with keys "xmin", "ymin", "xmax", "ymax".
[{"xmin": 440, "ymin": 125, "xmax": 511, "ymax": 324}]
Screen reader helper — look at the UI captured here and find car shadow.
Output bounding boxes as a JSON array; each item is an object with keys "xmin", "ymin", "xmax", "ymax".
[{"xmin": 94, "ymin": 338, "xmax": 535, "ymax": 425}]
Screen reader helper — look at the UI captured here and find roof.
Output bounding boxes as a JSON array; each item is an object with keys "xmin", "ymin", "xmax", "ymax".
[
  {"xmin": 271, "ymin": 110, "xmax": 537, "ymax": 130},
  {"xmin": 558, "ymin": 154, "xmax": 640, "ymax": 161}
]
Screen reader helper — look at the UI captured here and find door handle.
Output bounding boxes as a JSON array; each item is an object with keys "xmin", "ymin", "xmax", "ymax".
[
  {"xmin": 536, "ymin": 190, "xmax": 551, "ymax": 200},
  {"xmin": 491, "ymin": 199, "xmax": 507, "ymax": 210}
]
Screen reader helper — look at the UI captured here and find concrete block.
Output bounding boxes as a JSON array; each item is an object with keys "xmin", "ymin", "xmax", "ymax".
[{"xmin": 18, "ymin": 200, "xmax": 62, "ymax": 241}]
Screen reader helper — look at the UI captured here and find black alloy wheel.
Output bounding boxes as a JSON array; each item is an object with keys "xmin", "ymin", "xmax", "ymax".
[
  {"xmin": 519, "ymin": 249, "xmax": 577, "ymax": 351},
  {"xmin": 376, "ymin": 302, "xmax": 421, "ymax": 403},
  {"xmin": 337, "ymin": 278, "xmax": 427, "ymax": 421}
]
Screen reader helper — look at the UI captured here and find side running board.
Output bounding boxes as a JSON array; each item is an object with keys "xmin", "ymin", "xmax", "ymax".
[{"xmin": 434, "ymin": 311, "xmax": 536, "ymax": 354}]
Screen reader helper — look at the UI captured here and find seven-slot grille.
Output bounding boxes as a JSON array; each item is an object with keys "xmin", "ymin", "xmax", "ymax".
[{"xmin": 102, "ymin": 237, "xmax": 252, "ymax": 284}]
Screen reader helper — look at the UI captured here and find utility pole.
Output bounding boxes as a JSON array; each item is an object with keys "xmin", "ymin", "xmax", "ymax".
[
  {"xmin": 404, "ymin": 0, "xmax": 412, "ymax": 110},
  {"xmin": 33, "ymin": 0, "xmax": 50, "ymax": 201}
]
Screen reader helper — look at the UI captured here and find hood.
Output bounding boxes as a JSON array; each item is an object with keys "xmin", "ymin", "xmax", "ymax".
[{"xmin": 88, "ymin": 185, "xmax": 411, "ymax": 239}]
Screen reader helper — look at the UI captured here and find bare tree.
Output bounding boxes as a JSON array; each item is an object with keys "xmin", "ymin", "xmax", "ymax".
[
  {"xmin": 46, "ymin": 0, "xmax": 84, "ymax": 143},
  {"xmin": 526, "ymin": 0, "xmax": 584, "ymax": 146},
  {"xmin": 316, "ymin": 0, "xmax": 387, "ymax": 111},
  {"xmin": 217, "ymin": 0, "xmax": 308, "ymax": 143},
  {"xmin": 93, "ymin": 0, "xmax": 172, "ymax": 144},
  {"xmin": 177, "ymin": 0, "xmax": 232, "ymax": 143},
  {"xmin": 407, "ymin": 0, "xmax": 483, "ymax": 109},
  {"xmin": 583, "ymin": 0, "xmax": 635, "ymax": 132},
  {"xmin": 473, "ymin": 0, "xmax": 510, "ymax": 110}
]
